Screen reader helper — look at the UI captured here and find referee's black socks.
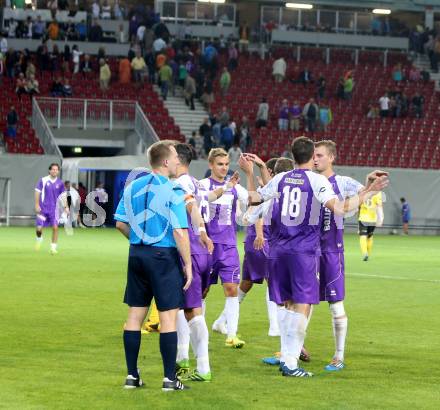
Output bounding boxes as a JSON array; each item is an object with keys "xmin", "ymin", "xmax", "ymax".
[
  {"xmin": 160, "ymin": 331, "xmax": 178, "ymax": 381},
  {"xmin": 123, "ymin": 330, "xmax": 141, "ymax": 378}
]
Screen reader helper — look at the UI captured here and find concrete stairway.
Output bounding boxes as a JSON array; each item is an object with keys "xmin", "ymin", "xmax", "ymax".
[{"xmin": 154, "ymin": 86, "xmax": 208, "ymax": 141}]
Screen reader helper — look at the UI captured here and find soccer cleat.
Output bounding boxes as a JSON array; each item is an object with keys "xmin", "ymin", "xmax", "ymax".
[
  {"xmin": 262, "ymin": 356, "xmax": 280, "ymax": 366},
  {"xmin": 212, "ymin": 320, "xmax": 228, "ymax": 335},
  {"xmin": 35, "ymin": 241, "xmax": 42, "ymax": 251},
  {"xmin": 324, "ymin": 359, "xmax": 345, "ymax": 371},
  {"xmin": 175, "ymin": 359, "xmax": 190, "ymax": 377},
  {"xmin": 282, "ymin": 367, "xmax": 313, "ymax": 377},
  {"xmin": 162, "ymin": 377, "xmax": 190, "ymax": 391},
  {"xmin": 124, "ymin": 374, "xmax": 144, "ymax": 389},
  {"xmin": 187, "ymin": 370, "xmax": 212, "ymax": 382},
  {"xmin": 300, "ymin": 346, "xmax": 311, "ymax": 362},
  {"xmin": 50, "ymin": 248, "xmax": 58, "ymax": 255},
  {"xmin": 363, "ymin": 255, "xmax": 369, "ymax": 262},
  {"xmin": 225, "ymin": 336, "xmax": 245, "ymax": 348}
]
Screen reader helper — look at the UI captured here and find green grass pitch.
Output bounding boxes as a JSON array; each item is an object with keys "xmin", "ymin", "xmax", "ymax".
[{"xmin": 0, "ymin": 227, "xmax": 439, "ymax": 409}]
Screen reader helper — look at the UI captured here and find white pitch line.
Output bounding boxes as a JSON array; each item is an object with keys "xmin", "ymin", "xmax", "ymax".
[{"xmin": 347, "ymin": 272, "xmax": 440, "ymax": 284}]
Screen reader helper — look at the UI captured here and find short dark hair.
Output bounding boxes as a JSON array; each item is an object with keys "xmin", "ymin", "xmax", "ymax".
[
  {"xmin": 175, "ymin": 143, "xmax": 194, "ymax": 166},
  {"xmin": 148, "ymin": 140, "xmax": 177, "ymax": 168},
  {"xmin": 49, "ymin": 163, "xmax": 60, "ymax": 171},
  {"xmin": 266, "ymin": 157, "xmax": 278, "ymax": 174},
  {"xmin": 400, "ymin": 197, "xmax": 406, "ymax": 202},
  {"xmin": 291, "ymin": 136, "xmax": 315, "ymax": 165},
  {"xmin": 274, "ymin": 157, "xmax": 295, "ymax": 174}
]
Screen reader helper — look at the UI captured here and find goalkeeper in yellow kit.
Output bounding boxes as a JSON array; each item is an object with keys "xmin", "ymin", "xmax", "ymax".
[{"xmin": 358, "ymin": 192, "xmax": 384, "ymax": 261}]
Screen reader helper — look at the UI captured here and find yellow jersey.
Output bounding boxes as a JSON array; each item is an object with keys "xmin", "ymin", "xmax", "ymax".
[{"xmin": 359, "ymin": 192, "xmax": 383, "ymax": 224}]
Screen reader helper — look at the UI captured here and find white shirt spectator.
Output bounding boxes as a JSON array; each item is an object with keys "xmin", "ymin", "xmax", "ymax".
[
  {"xmin": 73, "ymin": 49, "xmax": 83, "ymax": 64},
  {"xmin": 27, "ymin": 22, "xmax": 33, "ymax": 39},
  {"xmin": 228, "ymin": 146, "xmax": 243, "ymax": 165},
  {"xmin": 272, "ymin": 57, "xmax": 287, "ymax": 78},
  {"xmin": 101, "ymin": 4, "xmax": 111, "ymax": 19},
  {"xmin": 137, "ymin": 25, "xmax": 146, "ymax": 42},
  {"xmin": 8, "ymin": 20, "xmax": 18, "ymax": 38},
  {"xmin": 257, "ymin": 102, "xmax": 269, "ymax": 121},
  {"xmin": 0, "ymin": 37, "xmax": 8, "ymax": 54},
  {"xmin": 153, "ymin": 38, "xmax": 166, "ymax": 53},
  {"xmin": 92, "ymin": 2, "xmax": 101, "ymax": 19},
  {"xmin": 114, "ymin": 1, "xmax": 123, "ymax": 20},
  {"xmin": 119, "ymin": 28, "xmax": 126, "ymax": 44},
  {"xmin": 379, "ymin": 96, "xmax": 390, "ymax": 110}
]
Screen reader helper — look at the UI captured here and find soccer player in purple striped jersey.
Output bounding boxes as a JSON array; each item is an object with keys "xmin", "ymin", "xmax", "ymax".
[
  {"xmin": 34, "ymin": 163, "xmax": 69, "ymax": 254},
  {"xmin": 240, "ymin": 137, "xmax": 389, "ymax": 377},
  {"xmin": 200, "ymin": 148, "xmax": 249, "ymax": 349},
  {"xmin": 313, "ymin": 140, "xmax": 364, "ymax": 371},
  {"xmin": 174, "ymin": 144, "xmax": 241, "ymax": 380}
]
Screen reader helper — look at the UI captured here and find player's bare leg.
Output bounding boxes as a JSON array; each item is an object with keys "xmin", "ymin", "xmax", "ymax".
[{"xmin": 35, "ymin": 227, "xmax": 43, "ymax": 250}]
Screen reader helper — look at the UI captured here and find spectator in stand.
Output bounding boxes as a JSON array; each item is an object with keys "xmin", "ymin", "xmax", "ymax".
[
  {"xmin": 256, "ymin": 97, "xmax": 269, "ymax": 128},
  {"xmin": 114, "ymin": 0, "xmax": 123, "ymax": 20},
  {"xmin": 118, "ymin": 24, "xmax": 126, "ymax": 44},
  {"xmin": 97, "ymin": 47, "xmax": 106, "ymax": 62},
  {"xmin": 343, "ymin": 74, "xmax": 354, "ymax": 99},
  {"xmin": 219, "ymin": 106, "xmax": 230, "ymax": 127},
  {"xmin": 92, "ymin": 0, "xmax": 100, "ymax": 20},
  {"xmin": 131, "ymin": 51, "xmax": 147, "ymax": 85},
  {"xmin": 317, "ymin": 74, "xmax": 326, "ymax": 99},
  {"xmin": 62, "ymin": 78, "xmax": 73, "ymax": 97},
  {"xmin": 202, "ymin": 78, "xmax": 214, "ymax": 111},
  {"xmin": 0, "ymin": 35, "xmax": 7, "ymax": 55},
  {"xmin": 76, "ymin": 20, "xmax": 87, "ymax": 42},
  {"xmin": 51, "ymin": 77, "xmax": 64, "ymax": 96},
  {"xmin": 47, "ymin": 20, "xmax": 59, "ymax": 41},
  {"xmin": 221, "ymin": 122, "xmax": 234, "ymax": 151},
  {"xmin": 239, "ymin": 21, "xmax": 250, "ymax": 52},
  {"xmin": 66, "ymin": 21, "xmax": 79, "ymax": 41},
  {"xmin": 289, "ymin": 100, "xmax": 302, "ymax": 131},
  {"xmin": 184, "ymin": 71, "xmax": 196, "ymax": 111},
  {"xmin": 302, "ymin": 98, "xmax": 319, "ymax": 132},
  {"xmin": 159, "ymin": 60, "xmax": 172, "ymax": 101},
  {"xmin": 6, "ymin": 106, "xmax": 18, "ymax": 138},
  {"xmin": 178, "ymin": 61, "xmax": 187, "ymax": 89},
  {"xmin": 8, "ymin": 19, "xmax": 18, "ymax": 38},
  {"xmin": 119, "ymin": 57, "xmax": 131, "ymax": 84},
  {"xmin": 228, "ymin": 144, "xmax": 242, "ymax": 166},
  {"xmin": 72, "ymin": 45, "xmax": 83, "ymax": 75},
  {"xmin": 272, "ymin": 57, "xmax": 286, "ymax": 83},
  {"xmin": 278, "ymin": 99, "xmax": 289, "ymax": 131},
  {"xmin": 412, "ymin": 93, "xmax": 424, "ymax": 118},
  {"xmin": 367, "ymin": 103, "xmax": 379, "ymax": 118},
  {"xmin": 99, "ymin": 59, "xmax": 111, "ymax": 91},
  {"xmin": 199, "ymin": 117, "xmax": 213, "ymax": 157},
  {"xmin": 26, "ymin": 74, "xmax": 40, "ymax": 99},
  {"xmin": 408, "ymin": 65, "xmax": 421, "ymax": 82},
  {"xmin": 219, "ymin": 67, "xmax": 231, "ymax": 97},
  {"xmin": 336, "ymin": 76, "xmax": 345, "ymax": 99},
  {"xmin": 80, "ymin": 54, "xmax": 93, "ymax": 75},
  {"xmin": 15, "ymin": 73, "xmax": 27, "ymax": 100},
  {"xmin": 379, "ymin": 93, "xmax": 390, "ymax": 117},
  {"xmin": 153, "ymin": 36, "xmax": 167, "ymax": 54},
  {"xmin": 298, "ymin": 68, "xmax": 313, "ymax": 87},
  {"xmin": 227, "ymin": 43, "xmax": 238, "ymax": 71},
  {"xmin": 25, "ymin": 61, "xmax": 36, "ymax": 80},
  {"xmin": 89, "ymin": 20, "xmax": 103, "ymax": 42},
  {"xmin": 319, "ymin": 104, "xmax": 332, "ymax": 131},
  {"xmin": 154, "ymin": 19, "xmax": 170, "ymax": 43},
  {"xmin": 392, "ymin": 63, "xmax": 403, "ymax": 84},
  {"xmin": 101, "ymin": 0, "xmax": 111, "ymax": 19},
  {"xmin": 62, "ymin": 45, "xmax": 71, "ymax": 74},
  {"xmin": 238, "ymin": 116, "xmax": 251, "ymax": 153},
  {"xmin": 32, "ymin": 16, "xmax": 45, "ymax": 40},
  {"xmin": 24, "ymin": 17, "xmax": 33, "ymax": 39},
  {"xmin": 49, "ymin": 44, "xmax": 59, "ymax": 72}
]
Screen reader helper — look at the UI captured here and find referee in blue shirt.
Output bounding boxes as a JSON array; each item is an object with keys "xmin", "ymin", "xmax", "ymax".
[{"xmin": 115, "ymin": 140, "xmax": 192, "ymax": 391}]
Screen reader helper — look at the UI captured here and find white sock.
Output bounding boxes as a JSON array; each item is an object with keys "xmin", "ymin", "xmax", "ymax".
[
  {"xmin": 333, "ymin": 316, "xmax": 348, "ymax": 361},
  {"xmin": 176, "ymin": 310, "xmax": 190, "ymax": 362},
  {"xmin": 36, "ymin": 237, "xmax": 43, "ymax": 242},
  {"xmin": 266, "ymin": 287, "xmax": 279, "ymax": 334},
  {"xmin": 306, "ymin": 305, "xmax": 314, "ymax": 329},
  {"xmin": 188, "ymin": 315, "xmax": 210, "ymax": 374},
  {"xmin": 284, "ymin": 310, "xmax": 308, "ymax": 370},
  {"xmin": 277, "ymin": 306, "xmax": 287, "ymax": 361},
  {"xmin": 51, "ymin": 243, "xmax": 57, "ymax": 250},
  {"xmin": 225, "ymin": 297, "xmax": 239, "ymax": 338},
  {"xmin": 202, "ymin": 299, "xmax": 206, "ymax": 316},
  {"xmin": 237, "ymin": 287, "xmax": 247, "ymax": 304},
  {"xmin": 214, "ymin": 308, "xmax": 227, "ymax": 325}
]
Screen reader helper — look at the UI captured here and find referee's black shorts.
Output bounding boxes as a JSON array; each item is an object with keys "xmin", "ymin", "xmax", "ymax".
[
  {"xmin": 358, "ymin": 221, "xmax": 375, "ymax": 237},
  {"xmin": 124, "ymin": 244, "xmax": 184, "ymax": 311}
]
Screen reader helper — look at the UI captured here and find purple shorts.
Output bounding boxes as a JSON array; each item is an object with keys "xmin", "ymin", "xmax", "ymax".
[
  {"xmin": 210, "ymin": 243, "xmax": 240, "ymax": 285},
  {"xmin": 319, "ymin": 252, "xmax": 345, "ymax": 302},
  {"xmin": 268, "ymin": 253, "xmax": 320, "ymax": 305},
  {"xmin": 184, "ymin": 254, "xmax": 213, "ymax": 309},
  {"xmin": 242, "ymin": 246, "xmax": 269, "ymax": 284},
  {"xmin": 36, "ymin": 211, "xmax": 57, "ymax": 228}
]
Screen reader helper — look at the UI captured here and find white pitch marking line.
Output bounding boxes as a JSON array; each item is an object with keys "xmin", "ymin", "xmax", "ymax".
[{"xmin": 347, "ymin": 272, "xmax": 440, "ymax": 284}]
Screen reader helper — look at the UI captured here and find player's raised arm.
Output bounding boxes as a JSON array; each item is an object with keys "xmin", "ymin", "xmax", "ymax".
[
  {"xmin": 242, "ymin": 153, "xmax": 272, "ymax": 186},
  {"xmin": 206, "ymin": 171, "xmax": 240, "ymax": 202}
]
